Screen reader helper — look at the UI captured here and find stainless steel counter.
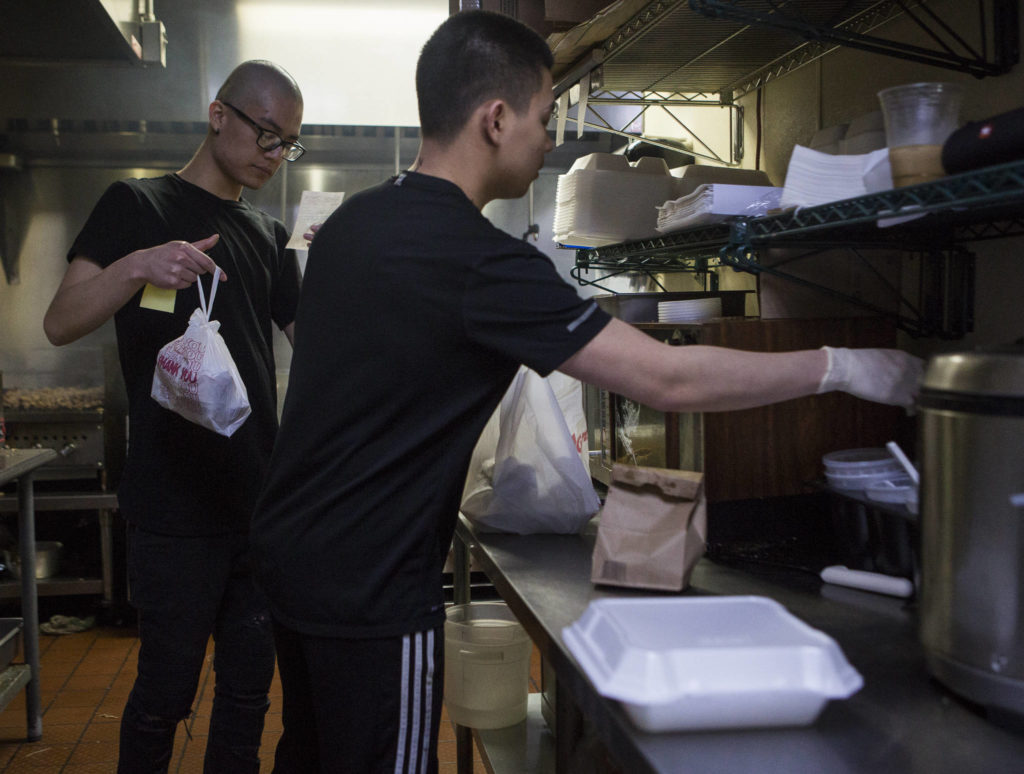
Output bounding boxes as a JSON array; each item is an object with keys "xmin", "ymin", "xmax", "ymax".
[
  {"xmin": 452, "ymin": 514, "xmax": 1024, "ymax": 774},
  {"xmin": 0, "ymin": 448, "xmax": 58, "ymax": 741}
]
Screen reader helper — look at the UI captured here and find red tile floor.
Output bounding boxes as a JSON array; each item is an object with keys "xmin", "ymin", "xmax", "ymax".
[{"xmin": 0, "ymin": 619, "xmax": 534, "ymax": 772}]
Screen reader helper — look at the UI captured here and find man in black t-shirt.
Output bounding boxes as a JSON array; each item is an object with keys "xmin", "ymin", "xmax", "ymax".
[
  {"xmin": 44, "ymin": 61, "xmax": 305, "ymax": 773},
  {"xmin": 253, "ymin": 11, "xmax": 923, "ymax": 774}
]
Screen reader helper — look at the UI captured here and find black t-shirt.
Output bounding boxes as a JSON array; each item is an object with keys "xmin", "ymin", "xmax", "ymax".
[
  {"xmin": 69, "ymin": 174, "xmax": 300, "ymax": 535},
  {"xmin": 252, "ymin": 171, "xmax": 611, "ymax": 638}
]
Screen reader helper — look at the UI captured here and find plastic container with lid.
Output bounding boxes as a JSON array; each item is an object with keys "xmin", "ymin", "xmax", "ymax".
[
  {"xmin": 823, "ymin": 448, "xmax": 904, "ymax": 490},
  {"xmin": 866, "ymin": 477, "xmax": 919, "ymax": 513},
  {"xmin": 562, "ymin": 596, "xmax": 862, "ymax": 732},
  {"xmin": 823, "ymin": 448, "xmax": 903, "ymax": 474},
  {"xmin": 444, "ymin": 602, "xmax": 532, "ymax": 729}
]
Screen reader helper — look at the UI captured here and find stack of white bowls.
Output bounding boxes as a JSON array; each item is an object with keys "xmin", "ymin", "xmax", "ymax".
[
  {"xmin": 657, "ymin": 297, "xmax": 722, "ymax": 323},
  {"xmin": 822, "ymin": 448, "xmax": 904, "ymax": 490},
  {"xmin": 822, "ymin": 448, "xmax": 919, "ymax": 512}
]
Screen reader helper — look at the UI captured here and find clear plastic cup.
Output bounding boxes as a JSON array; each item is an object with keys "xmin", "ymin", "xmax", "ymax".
[{"xmin": 877, "ymin": 82, "xmax": 963, "ymax": 187}]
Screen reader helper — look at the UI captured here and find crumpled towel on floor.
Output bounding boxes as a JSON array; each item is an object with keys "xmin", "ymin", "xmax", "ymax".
[{"xmin": 40, "ymin": 615, "xmax": 96, "ymax": 635}]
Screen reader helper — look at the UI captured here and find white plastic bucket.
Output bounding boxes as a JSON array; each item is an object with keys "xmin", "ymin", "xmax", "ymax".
[{"xmin": 444, "ymin": 601, "xmax": 531, "ymax": 729}]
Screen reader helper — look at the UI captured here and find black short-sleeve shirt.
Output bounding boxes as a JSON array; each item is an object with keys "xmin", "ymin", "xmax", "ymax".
[
  {"xmin": 252, "ymin": 172, "xmax": 610, "ymax": 638},
  {"xmin": 69, "ymin": 174, "xmax": 300, "ymax": 535}
]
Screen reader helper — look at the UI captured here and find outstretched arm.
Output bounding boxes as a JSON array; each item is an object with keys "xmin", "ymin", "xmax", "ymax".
[{"xmin": 558, "ymin": 317, "xmax": 922, "ymax": 412}]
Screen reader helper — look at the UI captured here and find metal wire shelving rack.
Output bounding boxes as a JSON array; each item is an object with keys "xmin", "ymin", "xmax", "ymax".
[
  {"xmin": 571, "ymin": 159, "xmax": 1024, "ymax": 338},
  {"xmin": 551, "ymin": 0, "xmax": 1018, "ymax": 165}
]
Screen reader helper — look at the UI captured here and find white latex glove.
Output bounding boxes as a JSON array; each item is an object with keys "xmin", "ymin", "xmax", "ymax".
[{"xmin": 816, "ymin": 346, "xmax": 925, "ymax": 408}]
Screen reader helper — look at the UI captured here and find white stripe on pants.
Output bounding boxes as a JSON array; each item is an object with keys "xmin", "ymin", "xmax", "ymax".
[{"xmin": 395, "ymin": 629, "xmax": 436, "ymax": 774}]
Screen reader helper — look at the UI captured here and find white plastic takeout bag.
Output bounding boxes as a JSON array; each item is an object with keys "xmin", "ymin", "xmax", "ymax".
[
  {"xmin": 150, "ymin": 267, "xmax": 251, "ymax": 437},
  {"xmin": 461, "ymin": 366, "xmax": 600, "ymax": 534}
]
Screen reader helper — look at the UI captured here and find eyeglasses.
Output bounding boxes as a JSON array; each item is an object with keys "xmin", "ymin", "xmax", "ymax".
[{"xmin": 221, "ymin": 101, "xmax": 306, "ymax": 162}]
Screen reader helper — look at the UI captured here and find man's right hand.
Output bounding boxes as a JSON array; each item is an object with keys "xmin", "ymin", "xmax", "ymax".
[
  {"xmin": 45, "ymin": 234, "xmax": 225, "ymax": 347},
  {"xmin": 816, "ymin": 346, "xmax": 925, "ymax": 408},
  {"xmin": 133, "ymin": 234, "xmax": 224, "ymax": 288}
]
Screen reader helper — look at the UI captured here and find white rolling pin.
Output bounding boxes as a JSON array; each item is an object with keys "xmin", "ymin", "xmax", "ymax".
[{"xmin": 820, "ymin": 565, "xmax": 914, "ymax": 598}]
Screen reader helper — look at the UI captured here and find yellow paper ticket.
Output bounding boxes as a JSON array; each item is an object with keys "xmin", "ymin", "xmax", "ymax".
[{"xmin": 140, "ymin": 283, "xmax": 176, "ymax": 313}]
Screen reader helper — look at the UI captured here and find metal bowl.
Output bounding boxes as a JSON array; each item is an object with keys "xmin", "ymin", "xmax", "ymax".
[{"xmin": 3, "ymin": 541, "xmax": 63, "ymax": 579}]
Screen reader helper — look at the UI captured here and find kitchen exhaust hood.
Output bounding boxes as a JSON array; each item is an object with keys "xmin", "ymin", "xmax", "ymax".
[{"xmin": 0, "ymin": 0, "xmax": 166, "ymax": 67}]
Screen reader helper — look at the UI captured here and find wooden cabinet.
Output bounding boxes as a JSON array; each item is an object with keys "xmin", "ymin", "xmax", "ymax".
[
  {"xmin": 586, "ymin": 316, "xmax": 910, "ymax": 503},
  {"xmin": 695, "ymin": 317, "xmax": 910, "ymax": 502}
]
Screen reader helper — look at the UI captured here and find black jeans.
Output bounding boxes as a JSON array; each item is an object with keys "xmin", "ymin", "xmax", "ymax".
[{"xmin": 118, "ymin": 527, "xmax": 276, "ymax": 774}]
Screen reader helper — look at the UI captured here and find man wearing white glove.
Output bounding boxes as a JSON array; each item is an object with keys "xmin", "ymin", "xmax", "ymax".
[
  {"xmin": 816, "ymin": 346, "xmax": 924, "ymax": 406},
  {"xmin": 252, "ymin": 13, "xmax": 925, "ymax": 772},
  {"xmin": 558, "ymin": 321, "xmax": 924, "ymax": 413}
]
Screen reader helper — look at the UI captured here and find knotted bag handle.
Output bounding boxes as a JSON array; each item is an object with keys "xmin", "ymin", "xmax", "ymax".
[{"xmin": 195, "ymin": 266, "xmax": 223, "ymax": 321}]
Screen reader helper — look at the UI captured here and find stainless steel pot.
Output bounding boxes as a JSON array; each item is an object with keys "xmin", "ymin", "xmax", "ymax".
[
  {"xmin": 918, "ymin": 347, "xmax": 1024, "ymax": 719},
  {"xmin": 3, "ymin": 541, "xmax": 63, "ymax": 580}
]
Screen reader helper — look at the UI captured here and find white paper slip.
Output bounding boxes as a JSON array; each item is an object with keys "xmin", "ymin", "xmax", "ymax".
[{"xmin": 286, "ymin": 190, "xmax": 345, "ymax": 250}]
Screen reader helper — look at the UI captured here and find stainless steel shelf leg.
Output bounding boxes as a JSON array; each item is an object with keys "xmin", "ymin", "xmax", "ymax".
[
  {"xmin": 98, "ymin": 509, "xmax": 113, "ymax": 607},
  {"xmin": 17, "ymin": 472, "xmax": 42, "ymax": 742},
  {"xmin": 453, "ymin": 533, "xmax": 474, "ymax": 773}
]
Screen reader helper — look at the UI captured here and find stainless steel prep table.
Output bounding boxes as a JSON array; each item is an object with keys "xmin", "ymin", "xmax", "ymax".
[
  {"xmin": 0, "ymin": 448, "xmax": 58, "ymax": 741},
  {"xmin": 451, "ymin": 514, "xmax": 1024, "ymax": 774}
]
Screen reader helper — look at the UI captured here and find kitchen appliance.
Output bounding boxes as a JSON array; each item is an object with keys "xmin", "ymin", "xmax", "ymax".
[
  {"xmin": 3, "ymin": 388, "xmax": 112, "ymax": 489},
  {"xmin": 1, "ymin": 350, "xmax": 127, "ymax": 491},
  {"xmin": 918, "ymin": 346, "xmax": 1024, "ymax": 720}
]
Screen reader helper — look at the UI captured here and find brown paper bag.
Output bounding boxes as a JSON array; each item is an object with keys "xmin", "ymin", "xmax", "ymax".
[{"xmin": 591, "ymin": 464, "xmax": 707, "ymax": 591}]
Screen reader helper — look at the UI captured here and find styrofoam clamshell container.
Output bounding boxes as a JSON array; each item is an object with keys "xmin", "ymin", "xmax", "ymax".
[{"xmin": 562, "ymin": 596, "xmax": 863, "ymax": 732}]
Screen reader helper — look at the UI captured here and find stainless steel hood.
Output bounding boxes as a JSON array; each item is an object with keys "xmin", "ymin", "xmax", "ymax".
[{"xmin": 0, "ymin": 0, "xmax": 166, "ymax": 67}]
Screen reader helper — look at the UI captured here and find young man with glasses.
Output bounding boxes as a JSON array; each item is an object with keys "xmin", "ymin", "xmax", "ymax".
[{"xmin": 44, "ymin": 60, "xmax": 304, "ymax": 774}]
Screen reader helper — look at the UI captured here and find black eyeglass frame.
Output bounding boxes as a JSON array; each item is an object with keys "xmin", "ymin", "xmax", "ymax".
[{"xmin": 221, "ymin": 101, "xmax": 306, "ymax": 162}]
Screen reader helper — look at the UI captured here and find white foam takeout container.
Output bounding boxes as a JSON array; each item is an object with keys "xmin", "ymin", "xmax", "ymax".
[{"xmin": 562, "ymin": 596, "xmax": 863, "ymax": 733}]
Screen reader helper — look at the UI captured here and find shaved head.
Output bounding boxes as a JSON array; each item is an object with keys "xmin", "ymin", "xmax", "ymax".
[{"xmin": 216, "ymin": 60, "xmax": 303, "ymax": 108}]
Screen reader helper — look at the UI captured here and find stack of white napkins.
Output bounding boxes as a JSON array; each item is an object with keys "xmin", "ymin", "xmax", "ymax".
[
  {"xmin": 780, "ymin": 145, "xmax": 892, "ymax": 208},
  {"xmin": 656, "ymin": 184, "xmax": 783, "ymax": 233}
]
